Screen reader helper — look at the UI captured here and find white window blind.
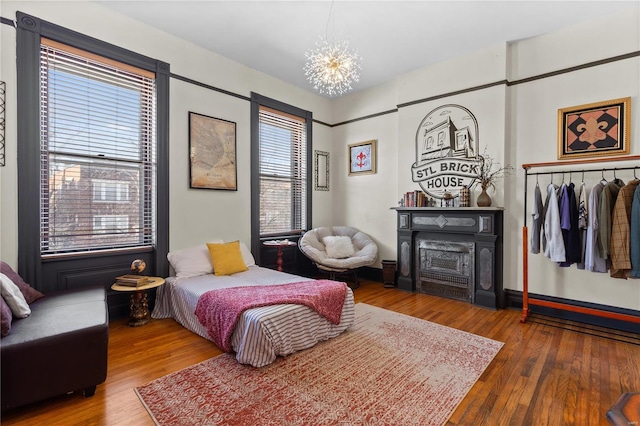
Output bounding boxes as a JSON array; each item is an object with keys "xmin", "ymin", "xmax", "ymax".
[
  {"xmin": 258, "ymin": 106, "xmax": 307, "ymax": 235},
  {"xmin": 40, "ymin": 38, "xmax": 156, "ymax": 255}
]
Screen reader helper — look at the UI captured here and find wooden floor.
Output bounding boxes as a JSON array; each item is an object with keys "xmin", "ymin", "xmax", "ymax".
[{"xmin": 2, "ymin": 279, "xmax": 639, "ymax": 425}]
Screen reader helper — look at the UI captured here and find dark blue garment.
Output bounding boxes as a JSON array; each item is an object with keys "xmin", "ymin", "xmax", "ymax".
[
  {"xmin": 559, "ymin": 183, "xmax": 582, "ymax": 267},
  {"xmin": 630, "ymin": 184, "xmax": 640, "ymax": 278}
]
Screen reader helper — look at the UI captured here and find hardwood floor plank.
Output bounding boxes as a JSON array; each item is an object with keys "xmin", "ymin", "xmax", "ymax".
[
  {"xmin": 563, "ymin": 333, "xmax": 585, "ymax": 425},
  {"xmin": 553, "ymin": 329, "xmax": 576, "ymax": 424},
  {"xmin": 2, "ymin": 279, "xmax": 638, "ymax": 425},
  {"xmin": 575, "ymin": 335, "xmax": 593, "ymax": 423}
]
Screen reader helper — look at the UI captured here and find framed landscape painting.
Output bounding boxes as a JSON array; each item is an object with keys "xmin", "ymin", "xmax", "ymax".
[
  {"xmin": 348, "ymin": 139, "xmax": 377, "ymax": 176},
  {"xmin": 189, "ymin": 112, "xmax": 237, "ymax": 190},
  {"xmin": 558, "ymin": 97, "xmax": 630, "ymax": 160}
]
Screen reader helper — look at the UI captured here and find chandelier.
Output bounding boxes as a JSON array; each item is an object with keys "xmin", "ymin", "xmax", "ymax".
[{"xmin": 304, "ymin": 3, "xmax": 362, "ymax": 97}]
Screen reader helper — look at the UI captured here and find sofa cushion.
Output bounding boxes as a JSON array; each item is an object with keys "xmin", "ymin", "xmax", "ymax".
[
  {"xmin": 0, "ymin": 297, "xmax": 11, "ymax": 337},
  {"xmin": 0, "ymin": 262, "xmax": 44, "ymax": 304},
  {"xmin": 323, "ymin": 236, "xmax": 356, "ymax": 259},
  {"xmin": 1, "ymin": 286, "xmax": 107, "ymax": 347},
  {"xmin": 0, "ymin": 273, "xmax": 31, "ymax": 318}
]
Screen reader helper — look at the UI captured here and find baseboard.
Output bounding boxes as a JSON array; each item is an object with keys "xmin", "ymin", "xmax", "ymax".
[{"xmin": 505, "ymin": 289, "xmax": 640, "ymax": 334}]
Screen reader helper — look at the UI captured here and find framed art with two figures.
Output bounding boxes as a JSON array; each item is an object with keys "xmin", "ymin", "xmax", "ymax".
[{"xmin": 558, "ymin": 97, "xmax": 630, "ymax": 160}]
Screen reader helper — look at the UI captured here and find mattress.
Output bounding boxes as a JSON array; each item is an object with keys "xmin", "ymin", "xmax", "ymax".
[{"xmin": 152, "ymin": 266, "xmax": 355, "ymax": 367}]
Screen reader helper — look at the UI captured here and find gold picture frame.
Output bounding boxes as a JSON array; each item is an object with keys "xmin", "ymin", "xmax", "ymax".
[
  {"xmin": 189, "ymin": 112, "xmax": 237, "ymax": 190},
  {"xmin": 348, "ymin": 139, "xmax": 377, "ymax": 176},
  {"xmin": 558, "ymin": 97, "xmax": 631, "ymax": 160}
]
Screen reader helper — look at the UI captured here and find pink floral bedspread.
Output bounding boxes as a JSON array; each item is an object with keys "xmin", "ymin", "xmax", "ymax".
[{"xmin": 194, "ymin": 280, "xmax": 347, "ymax": 352}]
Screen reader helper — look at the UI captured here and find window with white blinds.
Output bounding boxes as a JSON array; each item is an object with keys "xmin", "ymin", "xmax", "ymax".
[
  {"xmin": 258, "ymin": 106, "xmax": 307, "ymax": 235},
  {"xmin": 39, "ymin": 38, "xmax": 156, "ymax": 255}
]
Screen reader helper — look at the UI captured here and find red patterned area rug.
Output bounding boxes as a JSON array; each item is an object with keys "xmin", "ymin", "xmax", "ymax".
[{"xmin": 135, "ymin": 303, "xmax": 503, "ymax": 426}]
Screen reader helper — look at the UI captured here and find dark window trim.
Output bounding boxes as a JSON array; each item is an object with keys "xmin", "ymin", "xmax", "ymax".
[
  {"xmin": 16, "ymin": 11, "xmax": 170, "ymax": 285},
  {"xmin": 250, "ymin": 93, "xmax": 312, "ymax": 265}
]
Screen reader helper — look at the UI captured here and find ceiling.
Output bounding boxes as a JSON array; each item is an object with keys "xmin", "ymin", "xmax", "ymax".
[{"xmin": 98, "ymin": 1, "xmax": 637, "ymax": 98}]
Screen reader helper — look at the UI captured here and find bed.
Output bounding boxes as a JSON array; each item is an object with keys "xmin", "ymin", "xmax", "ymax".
[{"xmin": 152, "ymin": 242, "xmax": 355, "ymax": 367}]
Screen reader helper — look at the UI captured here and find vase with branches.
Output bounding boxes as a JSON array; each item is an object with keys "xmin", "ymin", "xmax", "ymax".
[{"xmin": 470, "ymin": 151, "xmax": 514, "ymax": 207}]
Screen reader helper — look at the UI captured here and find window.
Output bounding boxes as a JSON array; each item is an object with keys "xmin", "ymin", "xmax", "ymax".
[
  {"xmin": 258, "ymin": 106, "xmax": 307, "ymax": 234},
  {"xmin": 39, "ymin": 38, "xmax": 155, "ymax": 255},
  {"xmin": 250, "ymin": 94, "xmax": 312, "ymax": 263},
  {"xmin": 17, "ymin": 12, "xmax": 169, "ymax": 290}
]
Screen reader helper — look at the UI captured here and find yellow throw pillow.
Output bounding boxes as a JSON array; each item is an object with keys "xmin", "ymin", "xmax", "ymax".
[{"xmin": 206, "ymin": 241, "xmax": 249, "ymax": 276}]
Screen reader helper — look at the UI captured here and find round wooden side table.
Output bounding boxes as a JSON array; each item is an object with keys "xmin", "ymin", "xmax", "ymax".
[
  {"xmin": 111, "ymin": 277, "xmax": 165, "ymax": 327},
  {"xmin": 263, "ymin": 240, "xmax": 297, "ymax": 271}
]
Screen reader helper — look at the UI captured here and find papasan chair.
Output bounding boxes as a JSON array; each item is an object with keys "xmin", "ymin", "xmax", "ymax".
[{"xmin": 298, "ymin": 226, "xmax": 378, "ymax": 289}]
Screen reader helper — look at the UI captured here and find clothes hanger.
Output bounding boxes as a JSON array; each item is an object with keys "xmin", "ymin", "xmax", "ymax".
[
  {"xmin": 612, "ymin": 168, "xmax": 625, "ymax": 185},
  {"xmin": 600, "ymin": 169, "xmax": 607, "ymax": 185}
]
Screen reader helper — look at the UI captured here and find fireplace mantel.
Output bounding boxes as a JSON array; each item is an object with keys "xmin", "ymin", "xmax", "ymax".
[{"xmin": 393, "ymin": 207, "xmax": 504, "ymax": 309}]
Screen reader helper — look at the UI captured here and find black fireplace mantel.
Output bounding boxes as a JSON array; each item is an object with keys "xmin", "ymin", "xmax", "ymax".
[{"xmin": 393, "ymin": 207, "xmax": 504, "ymax": 309}]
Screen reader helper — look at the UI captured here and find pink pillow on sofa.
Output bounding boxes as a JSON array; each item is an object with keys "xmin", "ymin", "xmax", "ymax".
[
  {"xmin": 0, "ymin": 296, "xmax": 11, "ymax": 337},
  {"xmin": 0, "ymin": 262, "xmax": 44, "ymax": 304}
]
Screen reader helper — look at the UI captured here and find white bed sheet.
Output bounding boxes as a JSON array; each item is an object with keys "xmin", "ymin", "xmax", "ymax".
[{"xmin": 152, "ymin": 266, "xmax": 355, "ymax": 367}]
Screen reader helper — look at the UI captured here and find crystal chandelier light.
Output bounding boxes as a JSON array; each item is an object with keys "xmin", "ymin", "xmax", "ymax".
[
  {"xmin": 304, "ymin": 2, "xmax": 362, "ymax": 97},
  {"xmin": 304, "ymin": 37, "xmax": 361, "ymax": 97}
]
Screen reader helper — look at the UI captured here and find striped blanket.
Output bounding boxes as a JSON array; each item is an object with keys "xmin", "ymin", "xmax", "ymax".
[{"xmin": 194, "ymin": 280, "xmax": 347, "ymax": 353}]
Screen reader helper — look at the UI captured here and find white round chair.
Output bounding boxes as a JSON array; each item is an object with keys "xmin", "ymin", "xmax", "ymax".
[{"xmin": 298, "ymin": 226, "xmax": 378, "ymax": 288}]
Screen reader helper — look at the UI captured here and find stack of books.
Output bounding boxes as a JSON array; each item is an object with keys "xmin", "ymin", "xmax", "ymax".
[
  {"xmin": 401, "ymin": 190, "xmax": 432, "ymax": 207},
  {"xmin": 115, "ymin": 275, "xmax": 149, "ymax": 287}
]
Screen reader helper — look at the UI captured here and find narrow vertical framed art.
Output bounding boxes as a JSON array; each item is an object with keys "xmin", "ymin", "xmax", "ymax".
[
  {"xmin": 188, "ymin": 112, "xmax": 237, "ymax": 190},
  {"xmin": 314, "ymin": 150, "xmax": 330, "ymax": 191},
  {"xmin": 348, "ymin": 139, "xmax": 377, "ymax": 176}
]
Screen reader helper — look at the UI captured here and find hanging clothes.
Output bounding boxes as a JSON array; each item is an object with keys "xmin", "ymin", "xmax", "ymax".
[
  {"xmin": 559, "ymin": 182, "xmax": 582, "ymax": 267},
  {"xmin": 598, "ymin": 178, "xmax": 625, "ymax": 260},
  {"xmin": 585, "ymin": 182, "xmax": 608, "ymax": 273},
  {"xmin": 611, "ymin": 179, "xmax": 640, "ymax": 278},
  {"xmin": 541, "ymin": 181, "xmax": 551, "ymax": 254},
  {"xmin": 544, "ymin": 183, "xmax": 565, "ymax": 262},
  {"xmin": 577, "ymin": 182, "xmax": 588, "ymax": 269},
  {"xmin": 530, "ymin": 182, "xmax": 543, "ymax": 254},
  {"xmin": 630, "ymin": 184, "xmax": 640, "ymax": 278}
]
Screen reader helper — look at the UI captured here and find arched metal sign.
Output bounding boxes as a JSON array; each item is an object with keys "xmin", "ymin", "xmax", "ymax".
[{"xmin": 411, "ymin": 104, "xmax": 482, "ymax": 199}]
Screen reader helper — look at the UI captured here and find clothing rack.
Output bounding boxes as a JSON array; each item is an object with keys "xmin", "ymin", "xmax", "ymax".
[{"xmin": 521, "ymin": 154, "xmax": 640, "ymax": 325}]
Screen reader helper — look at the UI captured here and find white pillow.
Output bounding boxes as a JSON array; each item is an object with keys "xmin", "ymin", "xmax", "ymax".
[
  {"xmin": 238, "ymin": 241, "xmax": 256, "ymax": 267},
  {"xmin": 323, "ymin": 236, "xmax": 356, "ymax": 259},
  {"xmin": 167, "ymin": 241, "xmax": 223, "ymax": 278},
  {"xmin": 0, "ymin": 273, "xmax": 31, "ymax": 318}
]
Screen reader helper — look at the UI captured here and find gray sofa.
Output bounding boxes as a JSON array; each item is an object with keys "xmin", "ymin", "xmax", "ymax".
[{"xmin": 1, "ymin": 286, "xmax": 109, "ymax": 411}]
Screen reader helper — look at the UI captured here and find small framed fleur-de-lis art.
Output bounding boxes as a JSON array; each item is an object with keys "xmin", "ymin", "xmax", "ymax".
[
  {"xmin": 558, "ymin": 97, "xmax": 631, "ymax": 160},
  {"xmin": 348, "ymin": 139, "xmax": 377, "ymax": 176}
]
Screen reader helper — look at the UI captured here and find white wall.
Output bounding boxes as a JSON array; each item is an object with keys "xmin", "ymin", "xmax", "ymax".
[
  {"xmin": 506, "ymin": 9, "xmax": 640, "ymax": 310},
  {"xmin": 0, "ymin": 1, "xmax": 332, "ymax": 267},
  {"xmin": 331, "ymin": 8, "xmax": 640, "ymax": 311},
  {"xmin": 331, "ymin": 112, "xmax": 399, "ymax": 265}
]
